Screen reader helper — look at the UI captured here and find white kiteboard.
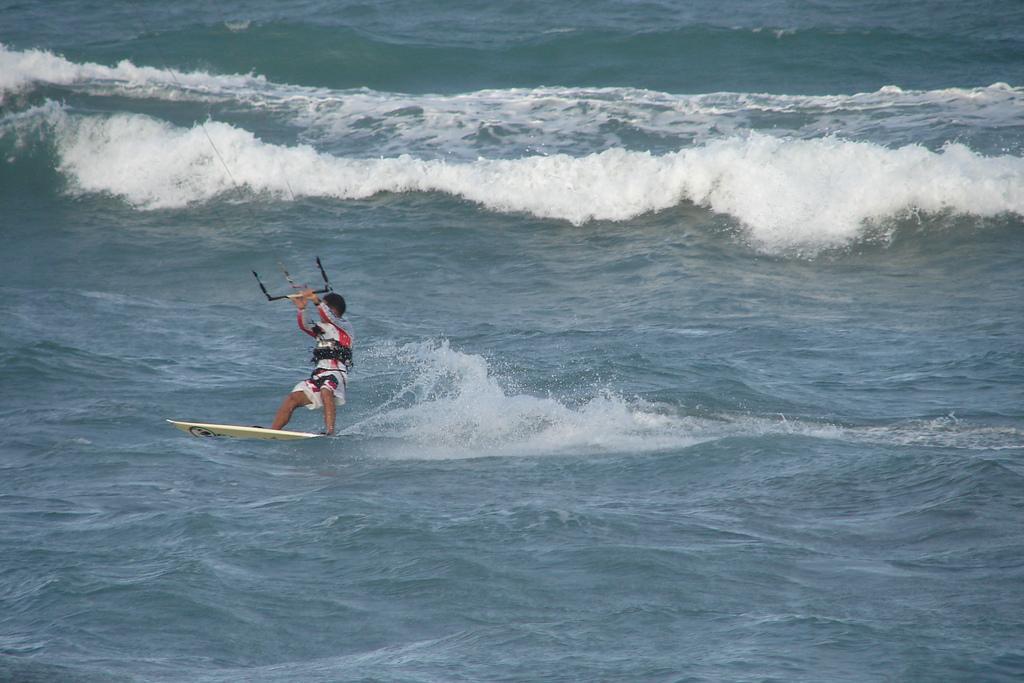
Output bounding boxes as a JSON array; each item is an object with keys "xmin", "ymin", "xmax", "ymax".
[{"xmin": 167, "ymin": 419, "xmax": 321, "ymax": 441}]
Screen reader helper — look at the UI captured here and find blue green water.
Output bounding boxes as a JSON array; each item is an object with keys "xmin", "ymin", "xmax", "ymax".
[{"xmin": 2, "ymin": 1, "xmax": 1023, "ymax": 680}]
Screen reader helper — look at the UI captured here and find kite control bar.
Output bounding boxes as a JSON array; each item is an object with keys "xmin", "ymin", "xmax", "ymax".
[{"xmin": 253, "ymin": 257, "xmax": 333, "ymax": 301}]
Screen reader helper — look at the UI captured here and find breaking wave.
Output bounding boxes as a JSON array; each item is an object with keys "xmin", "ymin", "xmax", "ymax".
[{"xmin": 8, "ymin": 103, "xmax": 1019, "ymax": 253}]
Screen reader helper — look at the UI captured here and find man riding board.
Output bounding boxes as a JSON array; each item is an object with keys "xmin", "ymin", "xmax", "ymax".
[{"xmin": 270, "ymin": 288, "xmax": 353, "ymax": 435}]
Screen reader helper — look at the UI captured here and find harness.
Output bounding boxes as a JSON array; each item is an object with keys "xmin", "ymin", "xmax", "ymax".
[{"xmin": 312, "ymin": 338, "xmax": 353, "ymax": 368}]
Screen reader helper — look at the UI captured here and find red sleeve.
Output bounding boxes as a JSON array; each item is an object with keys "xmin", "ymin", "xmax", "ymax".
[
  {"xmin": 297, "ymin": 309, "xmax": 316, "ymax": 337},
  {"xmin": 317, "ymin": 302, "xmax": 332, "ymax": 323}
]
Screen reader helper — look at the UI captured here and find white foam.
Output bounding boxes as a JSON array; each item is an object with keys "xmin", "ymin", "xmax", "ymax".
[
  {"xmin": 342, "ymin": 342, "xmax": 1024, "ymax": 459},
  {"xmin": 347, "ymin": 341, "xmax": 1020, "ymax": 459},
  {"xmin": 32, "ymin": 105, "xmax": 1023, "ymax": 252},
  {"xmin": 4, "ymin": 45, "xmax": 1022, "ymax": 159},
  {"xmin": 0, "ymin": 43, "xmax": 267, "ymax": 104},
  {"xmin": 289, "ymin": 81, "xmax": 1024, "ymax": 159},
  {"xmin": 345, "ymin": 340, "xmax": 714, "ymax": 458},
  {"xmin": 846, "ymin": 416, "xmax": 1024, "ymax": 451}
]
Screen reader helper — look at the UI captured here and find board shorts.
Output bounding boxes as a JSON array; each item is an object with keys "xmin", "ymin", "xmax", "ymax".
[{"xmin": 293, "ymin": 369, "xmax": 347, "ymax": 410}]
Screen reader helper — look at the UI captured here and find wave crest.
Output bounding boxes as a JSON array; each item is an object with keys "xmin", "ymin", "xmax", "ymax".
[
  {"xmin": 22, "ymin": 104, "xmax": 1019, "ymax": 252},
  {"xmin": 0, "ymin": 43, "xmax": 266, "ymax": 104}
]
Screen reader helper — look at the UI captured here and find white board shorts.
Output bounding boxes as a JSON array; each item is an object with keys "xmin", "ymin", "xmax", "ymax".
[{"xmin": 293, "ymin": 370, "xmax": 347, "ymax": 410}]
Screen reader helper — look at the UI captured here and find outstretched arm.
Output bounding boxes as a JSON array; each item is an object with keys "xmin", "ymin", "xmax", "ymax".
[{"xmin": 290, "ymin": 292, "xmax": 317, "ymax": 337}]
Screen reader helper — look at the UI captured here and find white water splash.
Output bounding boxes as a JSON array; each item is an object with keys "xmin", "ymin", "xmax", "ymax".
[
  {"xmin": 344, "ymin": 340, "xmax": 712, "ymax": 458},
  {"xmin": 341, "ymin": 341, "xmax": 1023, "ymax": 459}
]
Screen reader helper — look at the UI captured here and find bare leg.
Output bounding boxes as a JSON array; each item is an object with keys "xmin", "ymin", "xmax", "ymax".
[
  {"xmin": 272, "ymin": 391, "xmax": 311, "ymax": 430},
  {"xmin": 322, "ymin": 389, "xmax": 336, "ymax": 435}
]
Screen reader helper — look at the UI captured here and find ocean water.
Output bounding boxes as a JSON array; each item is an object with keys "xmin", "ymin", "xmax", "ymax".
[{"xmin": 2, "ymin": 1, "xmax": 1023, "ymax": 680}]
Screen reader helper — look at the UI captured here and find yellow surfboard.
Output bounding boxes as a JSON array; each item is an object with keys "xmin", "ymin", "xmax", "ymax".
[{"xmin": 166, "ymin": 419, "xmax": 321, "ymax": 440}]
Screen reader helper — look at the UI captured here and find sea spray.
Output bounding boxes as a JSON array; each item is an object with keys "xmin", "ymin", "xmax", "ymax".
[{"xmin": 343, "ymin": 340, "xmax": 711, "ymax": 457}]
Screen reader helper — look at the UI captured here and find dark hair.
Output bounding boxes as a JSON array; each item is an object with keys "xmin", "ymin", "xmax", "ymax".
[{"xmin": 323, "ymin": 292, "xmax": 346, "ymax": 317}]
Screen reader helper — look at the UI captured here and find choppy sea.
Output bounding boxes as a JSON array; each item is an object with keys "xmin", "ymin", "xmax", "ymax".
[{"xmin": 2, "ymin": 1, "xmax": 1023, "ymax": 680}]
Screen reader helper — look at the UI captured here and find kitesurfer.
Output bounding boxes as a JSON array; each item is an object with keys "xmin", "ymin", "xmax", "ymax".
[{"xmin": 270, "ymin": 289, "xmax": 353, "ymax": 435}]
